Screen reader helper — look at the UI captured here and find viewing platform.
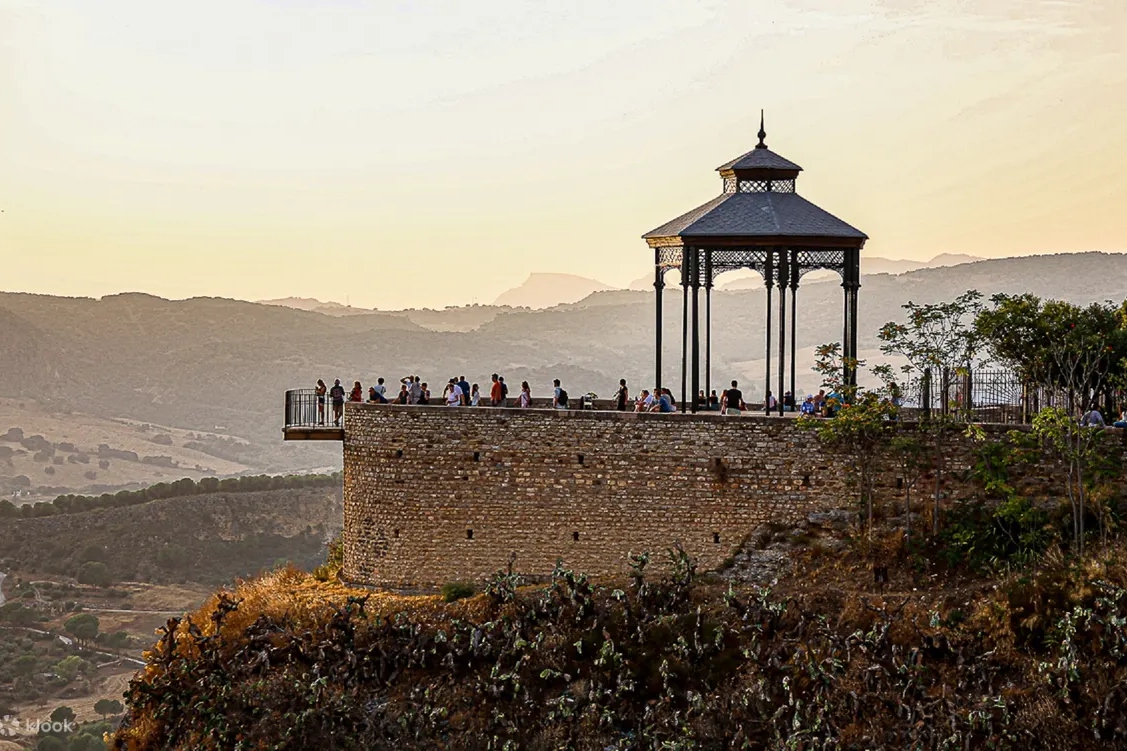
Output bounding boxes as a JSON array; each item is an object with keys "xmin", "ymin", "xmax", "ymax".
[{"xmin": 282, "ymin": 388, "xmax": 772, "ymax": 441}]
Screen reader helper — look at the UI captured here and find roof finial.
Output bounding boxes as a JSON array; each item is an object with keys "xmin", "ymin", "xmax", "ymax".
[{"xmin": 756, "ymin": 109, "xmax": 767, "ymax": 149}]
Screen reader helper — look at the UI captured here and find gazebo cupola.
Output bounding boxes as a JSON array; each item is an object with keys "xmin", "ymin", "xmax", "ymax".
[
  {"xmin": 717, "ymin": 116, "xmax": 802, "ymax": 195},
  {"xmin": 643, "ymin": 113, "xmax": 867, "ymax": 413}
]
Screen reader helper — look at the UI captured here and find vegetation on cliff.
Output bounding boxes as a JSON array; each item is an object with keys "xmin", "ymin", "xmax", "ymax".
[{"xmin": 105, "ymin": 531, "xmax": 1127, "ymax": 751}]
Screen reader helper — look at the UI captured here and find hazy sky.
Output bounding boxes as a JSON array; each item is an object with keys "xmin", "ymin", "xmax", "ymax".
[{"xmin": 1, "ymin": 0, "xmax": 1125, "ymax": 309}]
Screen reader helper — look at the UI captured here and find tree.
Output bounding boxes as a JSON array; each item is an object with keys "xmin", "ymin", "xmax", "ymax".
[
  {"xmin": 890, "ymin": 435, "xmax": 925, "ymax": 550},
  {"xmin": 63, "ymin": 613, "xmax": 99, "ymax": 646},
  {"xmin": 879, "ymin": 290, "xmax": 984, "ymax": 534},
  {"xmin": 50, "ymin": 706, "xmax": 75, "ymax": 725},
  {"xmin": 976, "ymin": 294, "xmax": 1127, "ymax": 413},
  {"xmin": 94, "ymin": 698, "xmax": 123, "ymax": 719},
  {"xmin": 75, "ymin": 561, "xmax": 112, "ymax": 588},
  {"xmin": 66, "ymin": 734, "xmax": 107, "ymax": 751},
  {"xmin": 14, "ymin": 653, "xmax": 38, "ymax": 677},
  {"xmin": 53, "ymin": 655, "xmax": 90, "ymax": 684},
  {"xmin": 804, "ymin": 343, "xmax": 897, "ymax": 545},
  {"xmin": 36, "ymin": 736, "xmax": 65, "ymax": 751}
]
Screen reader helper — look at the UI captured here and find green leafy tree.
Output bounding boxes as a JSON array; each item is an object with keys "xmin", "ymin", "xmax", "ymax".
[
  {"xmin": 14, "ymin": 653, "xmax": 39, "ymax": 677},
  {"xmin": 36, "ymin": 736, "xmax": 65, "ymax": 751},
  {"xmin": 879, "ymin": 290, "xmax": 984, "ymax": 534},
  {"xmin": 94, "ymin": 698, "xmax": 123, "ymax": 719},
  {"xmin": 53, "ymin": 655, "xmax": 90, "ymax": 684},
  {"xmin": 804, "ymin": 343, "xmax": 897, "ymax": 544},
  {"xmin": 75, "ymin": 561, "xmax": 112, "ymax": 588},
  {"xmin": 63, "ymin": 613, "xmax": 99, "ymax": 647},
  {"xmin": 1033, "ymin": 407, "xmax": 1107, "ymax": 555},
  {"xmin": 976, "ymin": 294, "xmax": 1127, "ymax": 412},
  {"xmin": 50, "ymin": 705, "xmax": 76, "ymax": 725}
]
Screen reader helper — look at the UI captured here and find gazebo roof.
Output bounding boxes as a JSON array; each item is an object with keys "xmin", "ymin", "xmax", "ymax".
[
  {"xmin": 717, "ymin": 147, "xmax": 802, "ymax": 173},
  {"xmin": 643, "ymin": 191, "xmax": 867, "ymax": 242},
  {"xmin": 644, "ymin": 114, "xmax": 866, "ymax": 245}
]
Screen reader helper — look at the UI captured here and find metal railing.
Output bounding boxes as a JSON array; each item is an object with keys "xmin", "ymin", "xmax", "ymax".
[
  {"xmin": 904, "ymin": 367, "xmax": 1122, "ymax": 424},
  {"xmin": 285, "ymin": 389, "xmax": 340, "ymax": 429},
  {"xmin": 284, "ymin": 389, "xmax": 630, "ymax": 429}
]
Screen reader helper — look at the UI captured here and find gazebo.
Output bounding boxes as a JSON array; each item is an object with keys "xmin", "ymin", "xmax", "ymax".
[{"xmin": 643, "ymin": 114, "xmax": 867, "ymax": 413}]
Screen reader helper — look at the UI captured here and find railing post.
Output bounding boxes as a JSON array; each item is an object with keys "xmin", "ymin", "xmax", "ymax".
[
  {"xmin": 921, "ymin": 368, "xmax": 932, "ymax": 419},
  {"xmin": 964, "ymin": 368, "xmax": 973, "ymax": 415},
  {"xmin": 941, "ymin": 367, "xmax": 951, "ymax": 416}
]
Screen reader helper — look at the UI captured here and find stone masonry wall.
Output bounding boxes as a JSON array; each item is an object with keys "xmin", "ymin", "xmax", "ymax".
[
  {"xmin": 342, "ymin": 404, "xmax": 856, "ymax": 588},
  {"xmin": 341, "ymin": 404, "xmax": 1127, "ymax": 588}
]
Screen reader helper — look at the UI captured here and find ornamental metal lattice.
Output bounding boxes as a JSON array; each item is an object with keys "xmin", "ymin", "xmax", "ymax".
[
  {"xmin": 738, "ymin": 180, "xmax": 769, "ymax": 193},
  {"xmin": 706, "ymin": 248, "xmax": 771, "ymax": 281},
  {"xmin": 722, "ymin": 176, "xmax": 737, "ymax": 193},
  {"xmin": 770, "ymin": 179, "xmax": 795, "ymax": 193},
  {"xmin": 796, "ymin": 249, "xmax": 846, "ymax": 279},
  {"xmin": 657, "ymin": 246, "xmax": 684, "ymax": 270}
]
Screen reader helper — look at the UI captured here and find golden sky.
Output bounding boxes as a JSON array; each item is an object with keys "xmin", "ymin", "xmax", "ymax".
[{"xmin": 1, "ymin": 0, "xmax": 1125, "ymax": 309}]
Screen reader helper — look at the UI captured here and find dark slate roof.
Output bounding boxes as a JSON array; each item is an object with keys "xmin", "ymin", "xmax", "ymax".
[
  {"xmin": 717, "ymin": 147, "xmax": 802, "ymax": 172},
  {"xmin": 643, "ymin": 192, "xmax": 867, "ymax": 240}
]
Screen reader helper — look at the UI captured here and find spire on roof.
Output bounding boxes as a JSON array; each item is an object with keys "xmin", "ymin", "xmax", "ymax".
[{"xmin": 755, "ymin": 110, "xmax": 767, "ymax": 150}]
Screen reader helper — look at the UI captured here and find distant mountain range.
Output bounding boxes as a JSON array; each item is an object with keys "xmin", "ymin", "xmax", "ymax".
[
  {"xmin": 263, "ymin": 255, "xmax": 987, "ymax": 315},
  {"xmin": 2, "ymin": 252, "xmax": 1126, "ymax": 498}
]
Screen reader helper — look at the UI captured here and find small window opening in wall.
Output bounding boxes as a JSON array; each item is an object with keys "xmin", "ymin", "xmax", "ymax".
[
  {"xmin": 395, "ymin": 449, "xmax": 403, "ymax": 459},
  {"xmin": 473, "ymin": 451, "xmax": 480, "ymax": 462},
  {"xmin": 896, "ymin": 477, "xmax": 904, "ymax": 489},
  {"xmin": 577, "ymin": 454, "xmax": 585, "ymax": 465},
  {"xmin": 713, "ymin": 532, "xmax": 721, "ymax": 544},
  {"xmin": 393, "ymin": 529, "xmax": 400, "ymax": 539},
  {"xmin": 466, "ymin": 529, "xmax": 474, "ymax": 540},
  {"xmin": 802, "ymin": 474, "xmax": 811, "ymax": 488},
  {"xmin": 713, "ymin": 458, "xmax": 723, "ymax": 468},
  {"xmin": 572, "ymin": 531, "xmax": 580, "ymax": 541}
]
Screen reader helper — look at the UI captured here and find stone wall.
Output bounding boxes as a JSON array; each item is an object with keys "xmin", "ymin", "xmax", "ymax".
[
  {"xmin": 341, "ymin": 404, "xmax": 1126, "ymax": 588},
  {"xmin": 342, "ymin": 404, "xmax": 858, "ymax": 588}
]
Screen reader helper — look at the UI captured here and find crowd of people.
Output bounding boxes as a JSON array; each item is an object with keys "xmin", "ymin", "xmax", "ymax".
[
  {"xmin": 308, "ymin": 375, "xmax": 853, "ymax": 426},
  {"xmin": 312, "ymin": 373, "xmax": 536, "ymax": 425}
]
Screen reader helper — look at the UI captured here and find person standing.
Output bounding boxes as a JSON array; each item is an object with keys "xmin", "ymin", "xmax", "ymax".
[
  {"xmin": 615, "ymin": 379, "xmax": 629, "ymax": 411},
  {"xmin": 518, "ymin": 381, "xmax": 531, "ymax": 408},
  {"xmin": 470, "ymin": 383, "xmax": 481, "ymax": 406},
  {"xmin": 349, "ymin": 381, "xmax": 363, "ymax": 402},
  {"xmin": 329, "ymin": 379, "xmax": 346, "ymax": 425},
  {"xmin": 763, "ymin": 391, "xmax": 777, "ymax": 415},
  {"xmin": 315, "ymin": 379, "xmax": 327, "ymax": 425},
  {"xmin": 552, "ymin": 379, "xmax": 569, "ymax": 410},
  {"xmin": 490, "ymin": 373, "xmax": 504, "ymax": 406},
  {"xmin": 372, "ymin": 377, "xmax": 387, "ymax": 403},
  {"xmin": 457, "ymin": 375, "xmax": 471, "ymax": 406},
  {"xmin": 499, "ymin": 376, "xmax": 509, "ymax": 405}
]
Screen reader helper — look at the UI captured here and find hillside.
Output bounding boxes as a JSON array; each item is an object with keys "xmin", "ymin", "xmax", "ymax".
[
  {"xmin": 0, "ymin": 485, "xmax": 342, "ymax": 586},
  {"xmin": 107, "ymin": 532, "xmax": 1127, "ymax": 750},
  {"xmin": 2, "ymin": 253, "xmax": 1127, "ymax": 498}
]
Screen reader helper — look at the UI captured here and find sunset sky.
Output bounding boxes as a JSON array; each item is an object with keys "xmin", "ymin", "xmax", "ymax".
[{"xmin": 1, "ymin": 0, "xmax": 1125, "ymax": 310}]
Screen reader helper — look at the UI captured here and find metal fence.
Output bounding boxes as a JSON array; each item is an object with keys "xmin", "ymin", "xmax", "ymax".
[
  {"xmin": 285, "ymin": 389, "xmax": 339, "ymax": 428},
  {"xmin": 284, "ymin": 388, "xmax": 625, "ymax": 429},
  {"xmin": 905, "ymin": 367, "xmax": 1118, "ymax": 424}
]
